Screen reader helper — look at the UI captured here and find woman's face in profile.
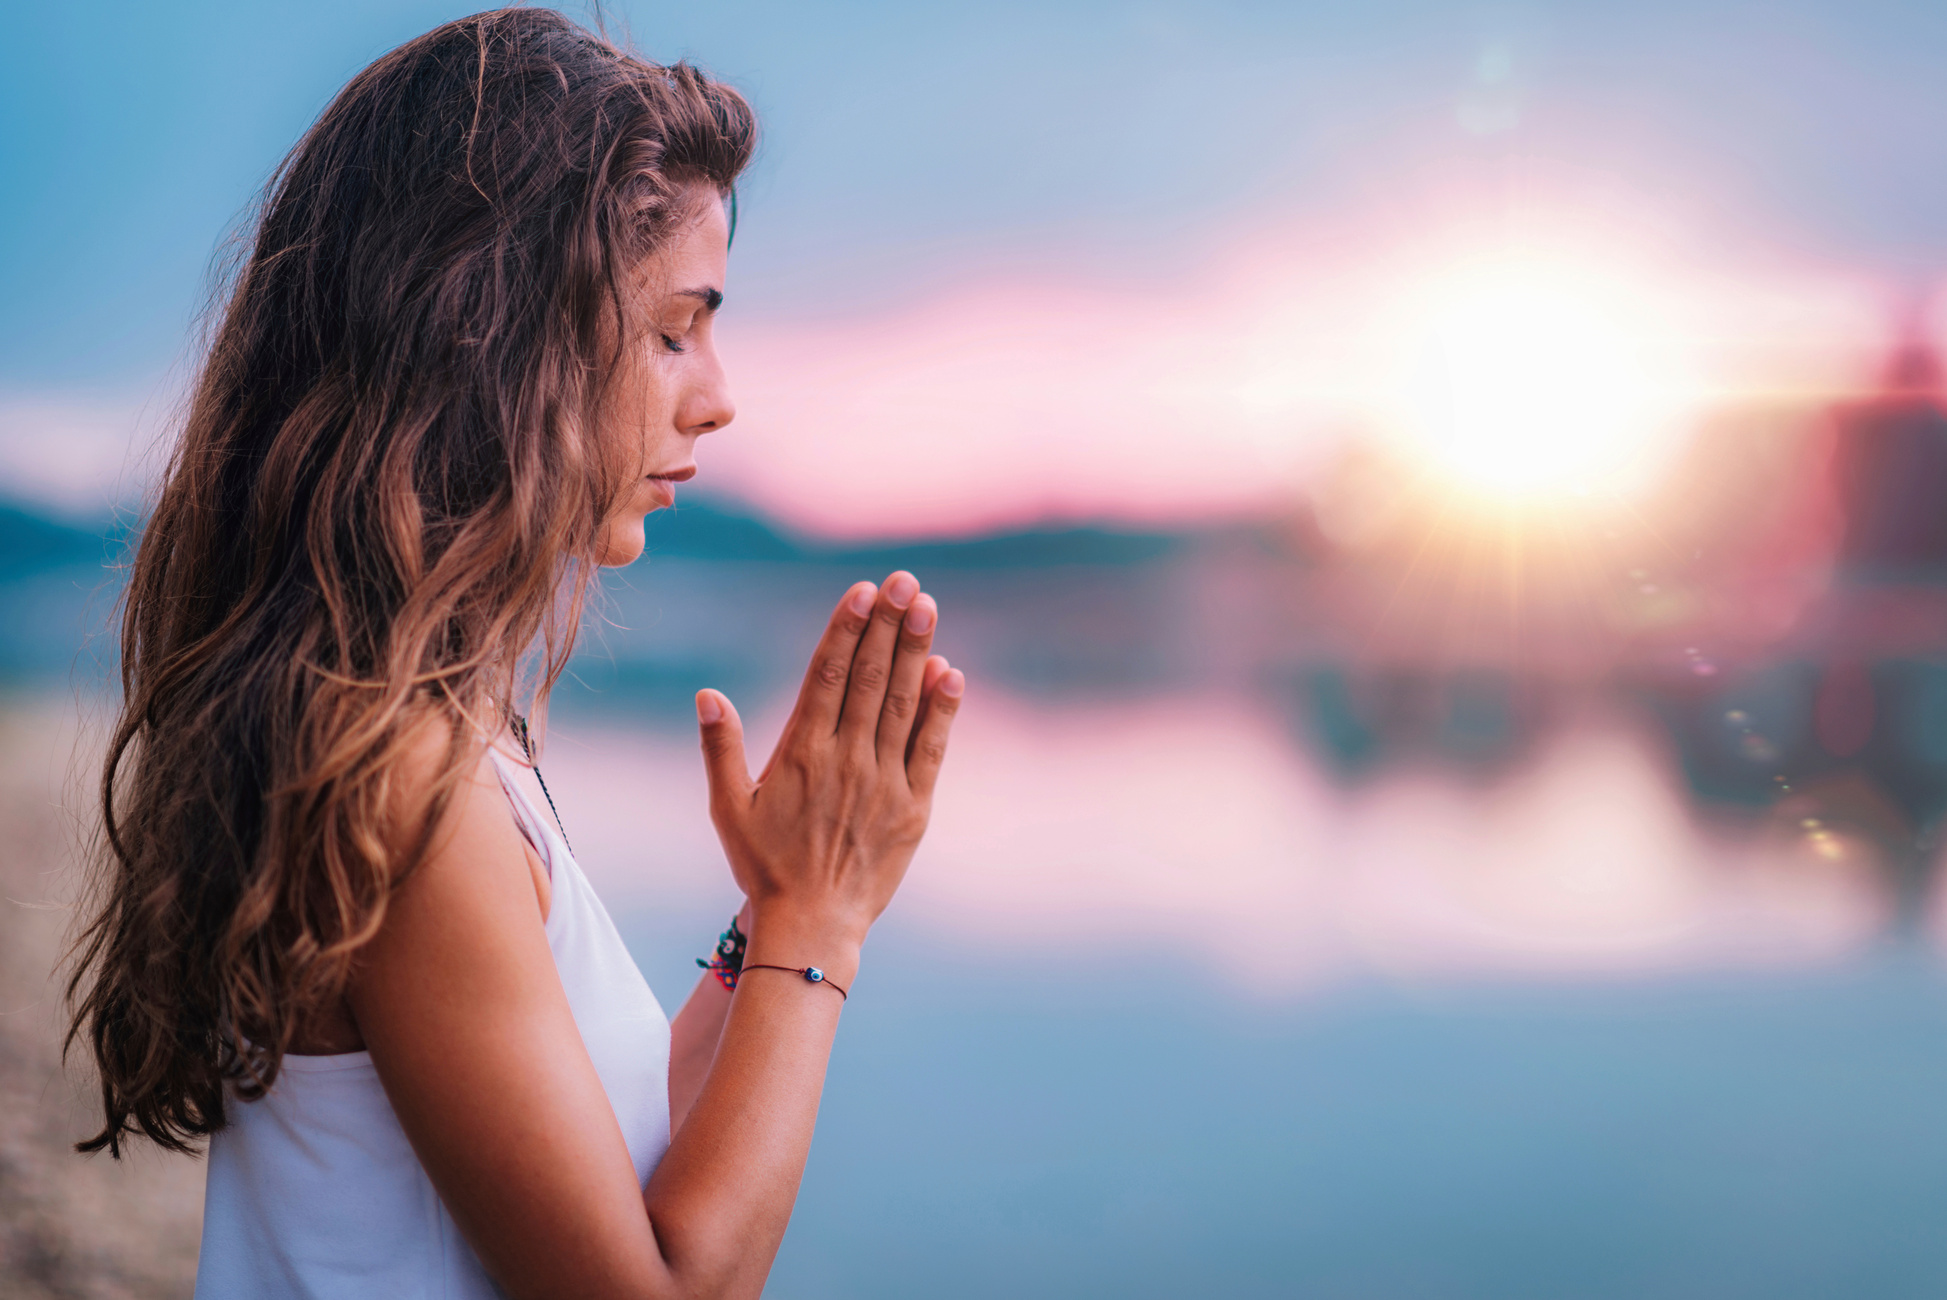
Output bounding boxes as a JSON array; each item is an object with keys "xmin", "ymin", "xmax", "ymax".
[{"xmin": 596, "ymin": 191, "xmax": 736, "ymax": 567}]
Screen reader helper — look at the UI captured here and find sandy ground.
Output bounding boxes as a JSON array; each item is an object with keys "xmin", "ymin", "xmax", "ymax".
[{"xmin": 0, "ymin": 696, "xmax": 202, "ymax": 1298}]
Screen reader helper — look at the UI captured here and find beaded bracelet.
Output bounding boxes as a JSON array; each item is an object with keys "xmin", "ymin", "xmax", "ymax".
[
  {"xmin": 696, "ymin": 914, "xmax": 747, "ymax": 992},
  {"xmin": 698, "ymin": 915, "xmax": 849, "ymax": 1000},
  {"xmin": 742, "ymin": 963, "xmax": 849, "ymax": 1000}
]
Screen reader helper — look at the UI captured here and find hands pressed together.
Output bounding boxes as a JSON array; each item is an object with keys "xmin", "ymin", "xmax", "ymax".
[{"xmin": 695, "ymin": 571, "xmax": 963, "ymax": 961}]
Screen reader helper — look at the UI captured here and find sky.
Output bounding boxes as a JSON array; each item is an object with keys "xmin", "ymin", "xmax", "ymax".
[{"xmin": 6, "ymin": 0, "xmax": 1947, "ymax": 533}]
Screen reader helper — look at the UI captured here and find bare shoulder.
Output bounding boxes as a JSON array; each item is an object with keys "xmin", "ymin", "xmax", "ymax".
[
  {"xmin": 296, "ymin": 713, "xmax": 543, "ymax": 1054},
  {"xmin": 345, "ymin": 710, "xmax": 584, "ymax": 1125},
  {"xmin": 344, "ymin": 709, "xmax": 559, "ymax": 1061},
  {"xmin": 348, "ymin": 730, "xmax": 553, "ymax": 1035},
  {"xmin": 378, "ymin": 710, "xmax": 551, "ymax": 920}
]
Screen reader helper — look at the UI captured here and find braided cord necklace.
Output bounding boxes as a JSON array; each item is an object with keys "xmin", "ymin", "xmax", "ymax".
[{"xmin": 509, "ymin": 714, "xmax": 573, "ymax": 855}]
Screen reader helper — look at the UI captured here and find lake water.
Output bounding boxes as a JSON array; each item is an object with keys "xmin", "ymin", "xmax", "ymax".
[{"xmin": 532, "ymin": 686, "xmax": 1947, "ymax": 1299}]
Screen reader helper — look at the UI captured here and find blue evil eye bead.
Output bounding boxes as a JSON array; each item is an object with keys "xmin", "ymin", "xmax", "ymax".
[{"xmin": 804, "ymin": 967, "xmax": 825, "ymax": 983}]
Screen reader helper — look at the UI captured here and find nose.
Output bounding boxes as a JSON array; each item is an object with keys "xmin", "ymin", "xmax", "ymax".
[{"xmin": 682, "ymin": 345, "xmax": 736, "ymax": 437}]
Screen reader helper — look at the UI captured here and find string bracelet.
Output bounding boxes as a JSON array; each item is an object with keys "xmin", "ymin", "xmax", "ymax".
[
  {"xmin": 696, "ymin": 914, "xmax": 747, "ymax": 992},
  {"xmin": 742, "ymin": 964, "xmax": 849, "ymax": 1001},
  {"xmin": 697, "ymin": 913, "xmax": 849, "ymax": 1000}
]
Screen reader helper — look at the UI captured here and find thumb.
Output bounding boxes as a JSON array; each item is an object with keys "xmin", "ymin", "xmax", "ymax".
[{"xmin": 696, "ymin": 689, "xmax": 753, "ymax": 805}]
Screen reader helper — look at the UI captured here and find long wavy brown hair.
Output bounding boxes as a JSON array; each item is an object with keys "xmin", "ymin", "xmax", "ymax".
[{"xmin": 65, "ymin": 7, "xmax": 754, "ymax": 1156}]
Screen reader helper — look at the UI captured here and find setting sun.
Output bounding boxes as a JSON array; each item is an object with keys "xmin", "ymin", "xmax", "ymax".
[{"xmin": 1386, "ymin": 255, "xmax": 1698, "ymax": 499}]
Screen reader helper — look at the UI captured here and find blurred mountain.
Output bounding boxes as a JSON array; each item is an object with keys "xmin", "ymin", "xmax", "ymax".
[
  {"xmin": 0, "ymin": 499, "xmax": 107, "ymax": 581},
  {"xmin": 0, "ymin": 490, "xmax": 1303, "ymax": 580},
  {"xmin": 0, "ymin": 492, "xmax": 1316, "ymax": 691},
  {"xmin": 0, "ymin": 501, "xmax": 121, "ymax": 682},
  {"xmin": 590, "ymin": 495, "xmax": 1320, "ymax": 722},
  {"xmin": 642, "ymin": 495, "xmax": 1228, "ymax": 569}
]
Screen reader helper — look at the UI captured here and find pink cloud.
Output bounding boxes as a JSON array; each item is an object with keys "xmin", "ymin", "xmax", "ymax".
[{"xmin": 701, "ymin": 212, "xmax": 1890, "ymax": 540}]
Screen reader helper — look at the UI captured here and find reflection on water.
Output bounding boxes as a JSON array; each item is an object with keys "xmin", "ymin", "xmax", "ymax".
[
  {"xmin": 527, "ymin": 696, "xmax": 1947, "ymax": 1298},
  {"xmin": 544, "ymin": 693, "xmax": 1880, "ymax": 997},
  {"xmin": 533, "ymin": 697, "xmax": 1947, "ymax": 1298}
]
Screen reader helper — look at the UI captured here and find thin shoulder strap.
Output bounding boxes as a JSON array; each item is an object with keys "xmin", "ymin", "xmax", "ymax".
[{"xmin": 486, "ymin": 739, "xmax": 564, "ymax": 883}]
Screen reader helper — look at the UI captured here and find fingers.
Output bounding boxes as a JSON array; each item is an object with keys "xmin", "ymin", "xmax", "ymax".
[
  {"xmin": 874, "ymin": 592, "xmax": 938, "ymax": 764},
  {"xmin": 921, "ymin": 654, "xmax": 951, "ymax": 698},
  {"xmin": 788, "ymin": 581, "xmax": 877, "ymax": 736},
  {"xmin": 696, "ymin": 689, "xmax": 753, "ymax": 809},
  {"xmin": 838, "ymin": 571, "xmax": 919, "ymax": 745},
  {"xmin": 905, "ymin": 655, "xmax": 951, "ymax": 766},
  {"xmin": 905, "ymin": 663, "xmax": 965, "ymax": 799}
]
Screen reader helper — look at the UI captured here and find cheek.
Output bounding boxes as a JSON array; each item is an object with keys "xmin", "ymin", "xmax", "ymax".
[
  {"xmin": 605, "ymin": 356, "xmax": 668, "ymax": 470},
  {"xmin": 638, "ymin": 397, "xmax": 679, "ymax": 462}
]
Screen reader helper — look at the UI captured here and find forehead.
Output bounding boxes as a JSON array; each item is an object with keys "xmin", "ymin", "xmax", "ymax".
[{"xmin": 642, "ymin": 191, "xmax": 729, "ymax": 286}]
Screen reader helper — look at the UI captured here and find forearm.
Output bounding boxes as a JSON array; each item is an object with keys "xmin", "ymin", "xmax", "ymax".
[
  {"xmin": 643, "ymin": 914, "xmax": 861, "ymax": 1299},
  {"xmin": 669, "ymin": 902, "xmax": 752, "ymax": 1134},
  {"xmin": 667, "ymin": 972, "xmax": 731, "ymax": 1134}
]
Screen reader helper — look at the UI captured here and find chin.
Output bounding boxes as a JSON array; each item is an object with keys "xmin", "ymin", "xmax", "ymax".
[{"xmin": 596, "ymin": 515, "xmax": 648, "ymax": 568}]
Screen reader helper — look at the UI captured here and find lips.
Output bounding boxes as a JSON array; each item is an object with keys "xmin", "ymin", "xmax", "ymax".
[{"xmin": 644, "ymin": 464, "xmax": 696, "ymax": 509}]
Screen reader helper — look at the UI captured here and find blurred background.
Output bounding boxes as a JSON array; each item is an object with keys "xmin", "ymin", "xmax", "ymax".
[{"xmin": 8, "ymin": 0, "xmax": 1947, "ymax": 1295}]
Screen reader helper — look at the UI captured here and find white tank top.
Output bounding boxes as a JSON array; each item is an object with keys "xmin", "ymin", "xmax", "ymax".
[{"xmin": 194, "ymin": 747, "xmax": 672, "ymax": 1298}]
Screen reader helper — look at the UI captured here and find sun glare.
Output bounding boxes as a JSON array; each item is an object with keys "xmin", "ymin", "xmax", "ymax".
[{"xmin": 1388, "ymin": 256, "xmax": 1697, "ymax": 499}]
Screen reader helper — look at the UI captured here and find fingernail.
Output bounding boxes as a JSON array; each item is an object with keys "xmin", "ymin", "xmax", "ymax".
[
  {"xmin": 847, "ymin": 583, "xmax": 877, "ymax": 617},
  {"xmin": 940, "ymin": 669, "xmax": 965, "ymax": 698},
  {"xmin": 884, "ymin": 572, "xmax": 919, "ymax": 608},
  {"xmin": 905, "ymin": 596, "xmax": 935, "ymax": 634},
  {"xmin": 696, "ymin": 691, "xmax": 722, "ymax": 725}
]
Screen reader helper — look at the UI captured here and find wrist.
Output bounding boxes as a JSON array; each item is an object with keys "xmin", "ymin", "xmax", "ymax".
[
  {"xmin": 745, "ymin": 896, "xmax": 869, "ymax": 948},
  {"xmin": 743, "ymin": 905, "xmax": 864, "ymax": 987}
]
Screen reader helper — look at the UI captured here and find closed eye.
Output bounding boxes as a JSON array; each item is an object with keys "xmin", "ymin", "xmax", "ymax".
[{"xmin": 657, "ymin": 286, "xmax": 720, "ymax": 354}]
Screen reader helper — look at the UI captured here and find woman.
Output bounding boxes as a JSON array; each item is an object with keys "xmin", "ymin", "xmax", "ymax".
[{"xmin": 65, "ymin": 10, "xmax": 964, "ymax": 1297}]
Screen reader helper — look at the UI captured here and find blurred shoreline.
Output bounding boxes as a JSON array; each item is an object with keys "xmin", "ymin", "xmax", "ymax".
[{"xmin": 0, "ymin": 694, "xmax": 201, "ymax": 1297}]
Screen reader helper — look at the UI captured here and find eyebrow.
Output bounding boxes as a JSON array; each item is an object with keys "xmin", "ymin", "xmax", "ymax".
[{"xmin": 676, "ymin": 286, "xmax": 724, "ymax": 312}]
